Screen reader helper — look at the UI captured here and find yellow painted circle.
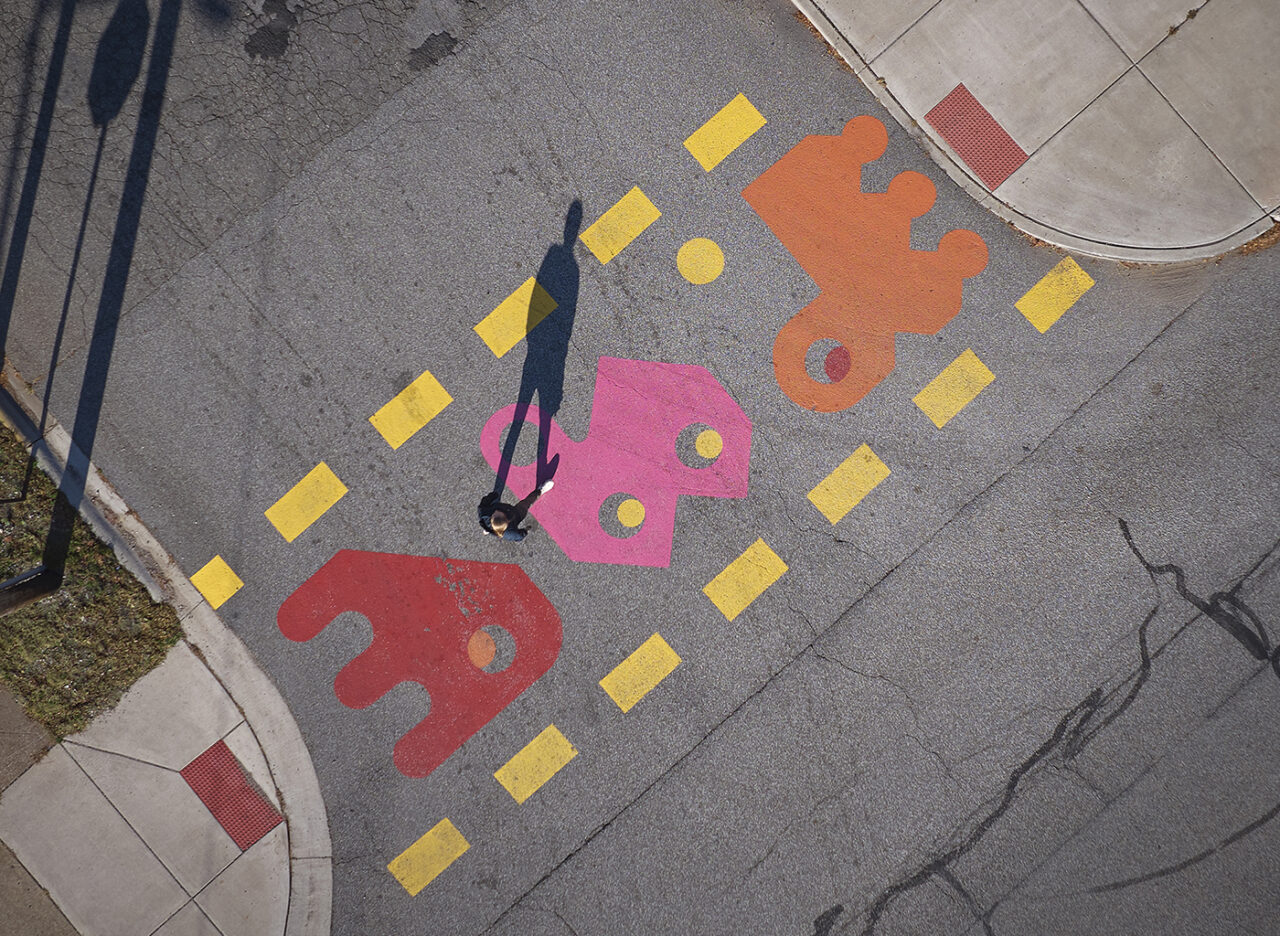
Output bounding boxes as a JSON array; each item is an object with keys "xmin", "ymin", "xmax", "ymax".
[
  {"xmin": 695, "ymin": 429, "xmax": 723, "ymax": 459},
  {"xmin": 617, "ymin": 498, "xmax": 646, "ymax": 528},
  {"xmin": 677, "ymin": 238, "xmax": 725, "ymax": 284}
]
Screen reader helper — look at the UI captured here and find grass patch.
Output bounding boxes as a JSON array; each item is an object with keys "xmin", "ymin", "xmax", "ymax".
[{"xmin": 0, "ymin": 418, "xmax": 181, "ymax": 737}]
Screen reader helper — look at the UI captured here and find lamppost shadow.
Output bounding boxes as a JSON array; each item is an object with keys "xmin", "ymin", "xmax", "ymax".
[{"xmin": 0, "ymin": 0, "xmax": 230, "ymax": 613}]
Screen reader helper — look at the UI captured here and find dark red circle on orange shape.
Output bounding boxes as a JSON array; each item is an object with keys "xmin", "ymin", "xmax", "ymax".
[{"xmin": 824, "ymin": 345, "xmax": 851, "ymax": 383}]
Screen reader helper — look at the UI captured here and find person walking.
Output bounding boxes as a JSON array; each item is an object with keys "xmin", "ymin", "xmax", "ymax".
[{"xmin": 479, "ymin": 480, "xmax": 555, "ymax": 541}]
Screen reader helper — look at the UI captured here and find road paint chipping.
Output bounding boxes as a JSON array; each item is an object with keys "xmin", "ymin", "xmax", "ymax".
[
  {"xmin": 264, "ymin": 462, "xmax": 348, "ymax": 543},
  {"xmin": 914, "ymin": 349, "xmax": 995, "ymax": 428}
]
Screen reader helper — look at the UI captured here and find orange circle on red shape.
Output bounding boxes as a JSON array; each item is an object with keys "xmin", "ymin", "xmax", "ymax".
[{"xmin": 468, "ymin": 629, "xmax": 496, "ymax": 668}]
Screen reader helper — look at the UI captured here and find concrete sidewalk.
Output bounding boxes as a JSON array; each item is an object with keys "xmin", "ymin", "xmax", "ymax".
[
  {"xmin": 0, "ymin": 373, "xmax": 331, "ymax": 936},
  {"xmin": 796, "ymin": 0, "xmax": 1279, "ymax": 260}
]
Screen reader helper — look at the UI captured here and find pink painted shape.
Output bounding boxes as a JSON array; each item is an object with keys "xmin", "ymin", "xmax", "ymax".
[{"xmin": 480, "ymin": 357, "xmax": 752, "ymax": 567}]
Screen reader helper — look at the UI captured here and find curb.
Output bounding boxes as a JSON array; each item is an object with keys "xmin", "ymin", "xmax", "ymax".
[
  {"xmin": 791, "ymin": 0, "xmax": 1279, "ymax": 263},
  {"xmin": 0, "ymin": 365, "xmax": 332, "ymax": 936}
]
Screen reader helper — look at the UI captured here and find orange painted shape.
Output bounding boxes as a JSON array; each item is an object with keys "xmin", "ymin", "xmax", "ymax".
[
  {"xmin": 743, "ymin": 115, "xmax": 989, "ymax": 413},
  {"xmin": 467, "ymin": 630, "xmax": 496, "ymax": 668}
]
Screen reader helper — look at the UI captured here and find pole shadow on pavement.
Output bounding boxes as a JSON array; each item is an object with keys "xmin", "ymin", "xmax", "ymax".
[{"xmin": 0, "ymin": 0, "xmax": 230, "ymax": 614}]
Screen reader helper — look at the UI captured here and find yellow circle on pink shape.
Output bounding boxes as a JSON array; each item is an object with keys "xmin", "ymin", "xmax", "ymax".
[
  {"xmin": 617, "ymin": 498, "xmax": 646, "ymax": 528},
  {"xmin": 695, "ymin": 429, "xmax": 723, "ymax": 459}
]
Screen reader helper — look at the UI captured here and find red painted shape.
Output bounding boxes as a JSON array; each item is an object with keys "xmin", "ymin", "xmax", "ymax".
[
  {"xmin": 277, "ymin": 552, "xmax": 562, "ymax": 778},
  {"xmin": 824, "ymin": 345, "xmax": 851, "ymax": 383},
  {"xmin": 181, "ymin": 740, "xmax": 282, "ymax": 850},
  {"xmin": 925, "ymin": 83, "xmax": 1028, "ymax": 190},
  {"xmin": 743, "ymin": 115, "xmax": 989, "ymax": 413}
]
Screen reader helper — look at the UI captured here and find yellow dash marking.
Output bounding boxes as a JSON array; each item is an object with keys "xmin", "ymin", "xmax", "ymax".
[
  {"xmin": 684, "ymin": 93, "xmax": 767, "ymax": 171},
  {"xmin": 494, "ymin": 725, "xmax": 578, "ymax": 804},
  {"xmin": 387, "ymin": 819, "xmax": 469, "ymax": 896},
  {"xmin": 600, "ymin": 633, "xmax": 681, "ymax": 713},
  {"xmin": 369, "ymin": 369, "xmax": 453, "ymax": 450},
  {"xmin": 914, "ymin": 349, "xmax": 995, "ymax": 429},
  {"xmin": 808, "ymin": 444, "xmax": 891, "ymax": 524},
  {"xmin": 190, "ymin": 555, "xmax": 244, "ymax": 610},
  {"xmin": 703, "ymin": 538, "xmax": 787, "ymax": 622},
  {"xmin": 265, "ymin": 462, "xmax": 348, "ymax": 543},
  {"xmin": 579, "ymin": 187, "xmax": 661, "ymax": 264},
  {"xmin": 1016, "ymin": 256, "xmax": 1094, "ymax": 333},
  {"xmin": 474, "ymin": 277, "xmax": 559, "ymax": 358}
]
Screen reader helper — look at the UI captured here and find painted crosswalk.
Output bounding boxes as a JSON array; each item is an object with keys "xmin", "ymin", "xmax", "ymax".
[
  {"xmin": 369, "ymin": 370, "xmax": 453, "ymax": 450},
  {"xmin": 579, "ymin": 187, "xmax": 662, "ymax": 264},
  {"xmin": 704, "ymin": 538, "xmax": 788, "ymax": 622},
  {"xmin": 1016, "ymin": 256, "xmax": 1095, "ymax": 333},
  {"xmin": 600, "ymin": 634, "xmax": 682, "ymax": 713},
  {"xmin": 474, "ymin": 277, "xmax": 560, "ymax": 357},
  {"xmin": 808, "ymin": 444, "xmax": 891, "ymax": 524},
  {"xmin": 264, "ymin": 462, "xmax": 348, "ymax": 543},
  {"xmin": 494, "ymin": 725, "xmax": 579, "ymax": 804},
  {"xmin": 684, "ymin": 93, "xmax": 767, "ymax": 171},
  {"xmin": 914, "ymin": 349, "xmax": 995, "ymax": 429}
]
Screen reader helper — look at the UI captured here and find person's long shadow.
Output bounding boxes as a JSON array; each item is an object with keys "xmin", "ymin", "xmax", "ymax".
[{"xmin": 492, "ymin": 200, "xmax": 582, "ymax": 495}]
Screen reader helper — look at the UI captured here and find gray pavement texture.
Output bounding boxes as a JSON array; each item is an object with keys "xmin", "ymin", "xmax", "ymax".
[
  {"xmin": 0, "ymin": 839, "xmax": 78, "ymax": 936},
  {"xmin": 0, "ymin": 688, "xmax": 76, "ymax": 936},
  {"xmin": 0, "ymin": 0, "xmax": 1277, "ymax": 935}
]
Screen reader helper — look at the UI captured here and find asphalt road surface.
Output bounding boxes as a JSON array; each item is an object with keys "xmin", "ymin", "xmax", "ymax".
[{"xmin": 2, "ymin": 0, "xmax": 1277, "ymax": 933}]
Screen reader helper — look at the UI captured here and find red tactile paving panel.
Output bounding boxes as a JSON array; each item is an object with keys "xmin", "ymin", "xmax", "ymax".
[
  {"xmin": 181, "ymin": 740, "xmax": 283, "ymax": 850},
  {"xmin": 925, "ymin": 83, "xmax": 1028, "ymax": 190}
]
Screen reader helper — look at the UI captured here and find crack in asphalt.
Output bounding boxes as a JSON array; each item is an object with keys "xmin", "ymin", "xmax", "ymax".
[
  {"xmin": 812, "ymin": 903, "xmax": 845, "ymax": 936},
  {"xmin": 844, "ymin": 523, "xmax": 1278, "ymax": 934},
  {"xmin": 481, "ymin": 283, "xmax": 1232, "ymax": 933},
  {"xmin": 1120, "ymin": 517, "xmax": 1278, "ymax": 680},
  {"xmin": 851, "ymin": 687, "xmax": 1108, "ymax": 935},
  {"xmin": 1088, "ymin": 798, "xmax": 1280, "ymax": 894},
  {"xmin": 938, "ymin": 866, "xmax": 995, "ymax": 936}
]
